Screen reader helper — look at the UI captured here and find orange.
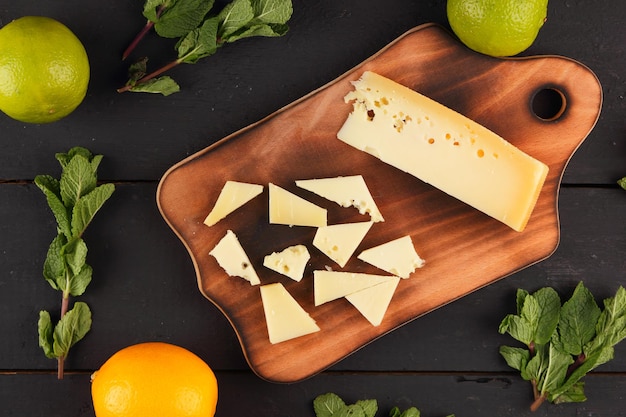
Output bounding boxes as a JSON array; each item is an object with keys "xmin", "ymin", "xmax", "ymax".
[
  {"xmin": 0, "ymin": 16, "xmax": 90, "ymax": 123},
  {"xmin": 91, "ymin": 342, "xmax": 218, "ymax": 417}
]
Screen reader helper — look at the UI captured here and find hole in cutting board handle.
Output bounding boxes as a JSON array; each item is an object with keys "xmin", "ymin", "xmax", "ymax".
[{"xmin": 531, "ymin": 87, "xmax": 567, "ymax": 121}]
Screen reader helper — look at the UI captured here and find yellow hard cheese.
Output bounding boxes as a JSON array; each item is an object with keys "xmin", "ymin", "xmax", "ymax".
[
  {"xmin": 313, "ymin": 270, "xmax": 397, "ymax": 306},
  {"xmin": 204, "ymin": 181, "xmax": 263, "ymax": 227},
  {"xmin": 358, "ymin": 235, "xmax": 425, "ymax": 279},
  {"xmin": 209, "ymin": 230, "xmax": 260, "ymax": 285},
  {"xmin": 313, "ymin": 221, "xmax": 373, "ymax": 268},
  {"xmin": 337, "ymin": 71, "xmax": 549, "ymax": 232},
  {"xmin": 345, "ymin": 277, "xmax": 400, "ymax": 326},
  {"xmin": 260, "ymin": 282, "xmax": 320, "ymax": 344},
  {"xmin": 296, "ymin": 175, "xmax": 384, "ymax": 222},
  {"xmin": 269, "ymin": 183, "xmax": 327, "ymax": 227},
  {"xmin": 263, "ymin": 244, "xmax": 310, "ymax": 282}
]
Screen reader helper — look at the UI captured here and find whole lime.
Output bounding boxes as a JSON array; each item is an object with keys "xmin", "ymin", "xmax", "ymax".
[
  {"xmin": 0, "ymin": 16, "xmax": 90, "ymax": 124},
  {"xmin": 447, "ymin": 0, "xmax": 549, "ymax": 57}
]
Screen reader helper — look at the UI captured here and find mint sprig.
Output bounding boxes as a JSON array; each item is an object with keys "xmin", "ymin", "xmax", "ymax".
[
  {"xmin": 312, "ymin": 393, "xmax": 455, "ymax": 417},
  {"xmin": 35, "ymin": 147, "xmax": 115, "ymax": 379},
  {"xmin": 499, "ymin": 282, "xmax": 626, "ymax": 411},
  {"xmin": 118, "ymin": 0, "xmax": 293, "ymax": 95}
]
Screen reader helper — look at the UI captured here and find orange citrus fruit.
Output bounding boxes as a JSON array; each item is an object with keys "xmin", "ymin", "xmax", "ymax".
[
  {"xmin": 91, "ymin": 342, "xmax": 218, "ymax": 417},
  {"xmin": 0, "ymin": 16, "xmax": 90, "ymax": 123}
]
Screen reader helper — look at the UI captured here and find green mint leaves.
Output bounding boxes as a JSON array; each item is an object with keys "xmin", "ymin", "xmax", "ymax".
[
  {"xmin": 119, "ymin": 0, "xmax": 293, "ymax": 95},
  {"xmin": 312, "ymin": 393, "xmax": 455, "ymax": 417},
  {"xmin": 35, "ymin": 147, "xmax": 115, "ymax": 379},
  {"xmin": 618, "ymin": 177, "xmax": 626, "ymax": 190},
  {"xmin": 499, "ymin": 282, "xmax": 626, "ymax": 410}
]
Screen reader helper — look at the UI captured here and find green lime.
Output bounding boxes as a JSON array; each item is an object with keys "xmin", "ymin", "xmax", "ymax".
[
  {"xmin": 447, "ymin": 0, "xmax": 549, "ymax": 57},
  {"xmin": 0, "ymin": 16, "xmax": 90, "ymax": 124}
]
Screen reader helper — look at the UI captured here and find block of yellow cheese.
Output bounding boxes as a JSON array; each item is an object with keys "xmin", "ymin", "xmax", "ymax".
[{"xmin": 337, "ymin": 71, "xmax": 549, "ymax": 232}]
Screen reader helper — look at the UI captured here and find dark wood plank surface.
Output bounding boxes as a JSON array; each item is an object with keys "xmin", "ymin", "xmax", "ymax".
[{"xmin": 1, "ymin": 0, "xmax": 624, "ymax": 416}]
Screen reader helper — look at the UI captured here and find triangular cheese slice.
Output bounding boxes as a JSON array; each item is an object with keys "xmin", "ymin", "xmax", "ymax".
[
  {"xmin": 345, "ymin": 277, "xmax": 400, "ymax": 326},
  {"xmin": 260, "ymin": 283, "xmax": 320, "ymax": 344},
  {"xmin": 209, "ymin": 230, "xmax": 260, "ymax": 285},
  {"xmin": 358, "ymin": 235, "xmax": 425, "ymax": 279},
  {"xmin": 263, "ymin": 245, "xmax": 310, "ymax": 282},
  {"xmin": 313, "ymin": 221, "xmax": 373, "ymax": 267},
  {"xmin": 313, "ymin": 270, "xmax": 397, "ymax": 306},
  {"xmin": 269, "ymin": 183, "xmax": 327, "ymax": 227},
  {"xmin": 204, "ymin": 181, "xmax": 263, "ymax": 226},
  {"xmin": 295, "ymin": 175, "xmax": 384, "ymax": 222}
]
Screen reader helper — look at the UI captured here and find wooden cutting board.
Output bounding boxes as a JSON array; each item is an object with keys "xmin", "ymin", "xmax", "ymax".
[{"xmin": 157, "ymin": 23, "xmax": 602, "ymax": 383}]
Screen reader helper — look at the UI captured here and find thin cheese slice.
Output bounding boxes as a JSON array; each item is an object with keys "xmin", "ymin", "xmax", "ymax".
[
  {"xmin": 260, "ymin": 283, "xmax": 320, "ymax": 344},
  {"xmin": 268, "ymin": 183, "xmax": 327, "ymax": 227},
  {"xmin": 337, "ymin": 71, "xmax": 549, "ymax": 232},
  {"xmin": 313, "ymin": 270, "xmax": 397, "ymax": 306},
  {"xmin": 209, "ymin": 230, "xmax": 260, "ymax": 285},
  {"xmin": 345, "ymin": 277, "xmax": 400, "ymax": 326},
  {"xmin": 204, "ymin": 181, "xmax": 263, "ymax": 226},
  {"xmin": 296, "ymin": 175, "xmax": 384, "ymax": 222},
  {"xmin": 313, "ymin": 221, "xmax": 373, "ymax": 268},
  {"xmin": 357, "ymin": 235, "xmax": 424, "ymax": 279},
  {"xmin": 263, "ymin": 245, "xmax": 310, "ymax": 282}
]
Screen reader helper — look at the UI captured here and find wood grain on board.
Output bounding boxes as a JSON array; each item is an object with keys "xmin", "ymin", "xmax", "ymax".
[{"xmin": 157, "ymin": 23, "xmax": 602, "ymax": 382}]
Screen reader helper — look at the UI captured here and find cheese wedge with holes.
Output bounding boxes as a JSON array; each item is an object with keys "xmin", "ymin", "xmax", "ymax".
[
  {"xmin": 314, "ymin": 270, "xmax": 398, "ymax": 306},
  {"xmin": 260, "ymin": 282, "xmax": 320, "ymax": 344},
  {"xmin": 358, "ymin": 235, "xmax": 425, "ymax": 279},
  {"xmin": 269, "ymin": 183, "xmax": 327, "ymax": 227},
  {"xmin": 204, "ymin": 181, "xmax": 263, "ymax": 227},
  {"xmin": 263, "ymin": 244, "xmax": 310, "ymax": 282},
  {"xmin": 313, "ymin": 221, "xmax": 373, "ymax": 267},
  {"xmin": 209, "ymin": 230, "xmax": 260, "ymax": 285},
  {"xmin": 296, "ymin": 175, "xmax": 384, "ymax": 222},
  {"xmin": 345, "ymin": 277, "xmax": 400, "ymax": 326},
  {"xmin": 337, "ymin": 71, "xmax": 549, "ymax": 232}
]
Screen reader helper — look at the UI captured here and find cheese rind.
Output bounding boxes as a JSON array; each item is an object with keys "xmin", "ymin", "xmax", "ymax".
[
  {"xmin": 263, "ymin": 244, "xmax": 311, "ymax": 282},
  {"xmin": 357, "ymin": 235, "xmax": 424, "ymax": 279},
  {"xmin": 314, "ymin": 270, "xmax": 398, "ymax": 306},
  {"xmin": 313, "ymin": 221, "xmax": 373, "ymax": 268},
  {"xmin": 345, "ymin": 277, "xmax": 400, "ymax": 326},
  {"xmin": 209, "ymin": 230, "xmax": 260, "ymax": 285},
  {"xmin": 204, "ymin": 181, "xmax": 263, "ymax": 227},
  {"xmin": 260, "ymin": 282, "xmax": 320, "ymax": 344},
  {"xmin": 337, "ymin": 71, "xmax": 549, "ymax": 232},
  {"xmin": 296, "ymin": 175, "xmax": 384, "ymax": 222},
  {"xmin": 268, "ymin": 183, "xmax": 327, "ymax": 227}
]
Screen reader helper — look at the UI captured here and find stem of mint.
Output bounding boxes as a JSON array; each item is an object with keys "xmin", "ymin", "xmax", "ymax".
[{"xmin": 122, "ymin": 4, "xmax": 167, "ymax": 60}]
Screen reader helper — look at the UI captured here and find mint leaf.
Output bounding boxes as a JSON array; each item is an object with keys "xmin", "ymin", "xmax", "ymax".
[
  {"xmin": 539, "ymin": 343, "xmax": 574, "ymax": 396},
  {"xmin": 224, "ymin": 23, "xmax": 289, "ymax": 42},
  {"xmin": 34, "ymin": 175, "xmax": 71, "ymax": 239},
  {"xmin": 218, "ymin": 0, "xmax": 255, "ymax": 39},
  {"xmin": 67, "ymin": 263, "xmax": 93, "ymax": 297},
  {"xmin": 71, "ymin": 183, "xmax": 116, "ymax": 237},
  {"xmin": 153, "ymin": 0, "xmax": 216, "ymax": 38},
  {"xmin": 592, "ymin": 286, "xmax": 626, "ymax": 348},
  {"xmin": 129, "ymin": 76, "xmax": 181, "ymax": 96},
  {"xmin": 52, "ymin": 301, "xmax": 92, "ymax": 358},
  {"xmin": 250, "ymin": 0, "xmax": 293, "ymax": 24},
  {"xmin": 63, "ymin": 237, "xmax": 88, "ymax": 278},
  {"xmin": 42, "ymin": 234, "xmax": 68, "ymax": 291},
  {"xmin": 618, "ymin": 177, "xmax": 626, "ymax": 190},
  {"xmin": 553, "ymin": 381, "xmax": 586, "ymax": 404},
  {"xmin": 176, "ymin": 17, "xmax": 220, "ymax": 63},
  {"xmin": 556, "ymin": 282, "xmax": 601, "ymax": 355},
  {"xmin": 314, "ymin": 393, "xmax": 346, "ymax": 417},
  {"xmin": 60, "ymin": 154, "xmax": 97, "ymax": 208},
  {"xmin": 355, "ymin": 399, "xmax": 377, "ymax": 417},
  {"xmin": 38, "ymin": 310, "xmax": 55, "ymax": 359},
  {"xmin": 55, "ymin": 147, "xmax": 94, "ymax": 169},
  {"xmin": 499, "ymin": 345, "xmax": 530, "ymax": 372},
  {"xmin": 143, "ymin": 0, "xmax": 172, "ymax": 21},
  {"xmin": 390, "ymin": 407, "xmax": 420, "ymax": 417},
  {"xmin": 336, "ymin": 405, "xmax": 366, "ymax": 417},
  {"xmin": 499, "ymin": 287, "xmax": 560, "ymax": 345}
]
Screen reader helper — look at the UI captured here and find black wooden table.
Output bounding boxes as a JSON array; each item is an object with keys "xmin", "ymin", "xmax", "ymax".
[{"xmin": 1, "ymin": 1, "xmax": 624, "ymax": 416}]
